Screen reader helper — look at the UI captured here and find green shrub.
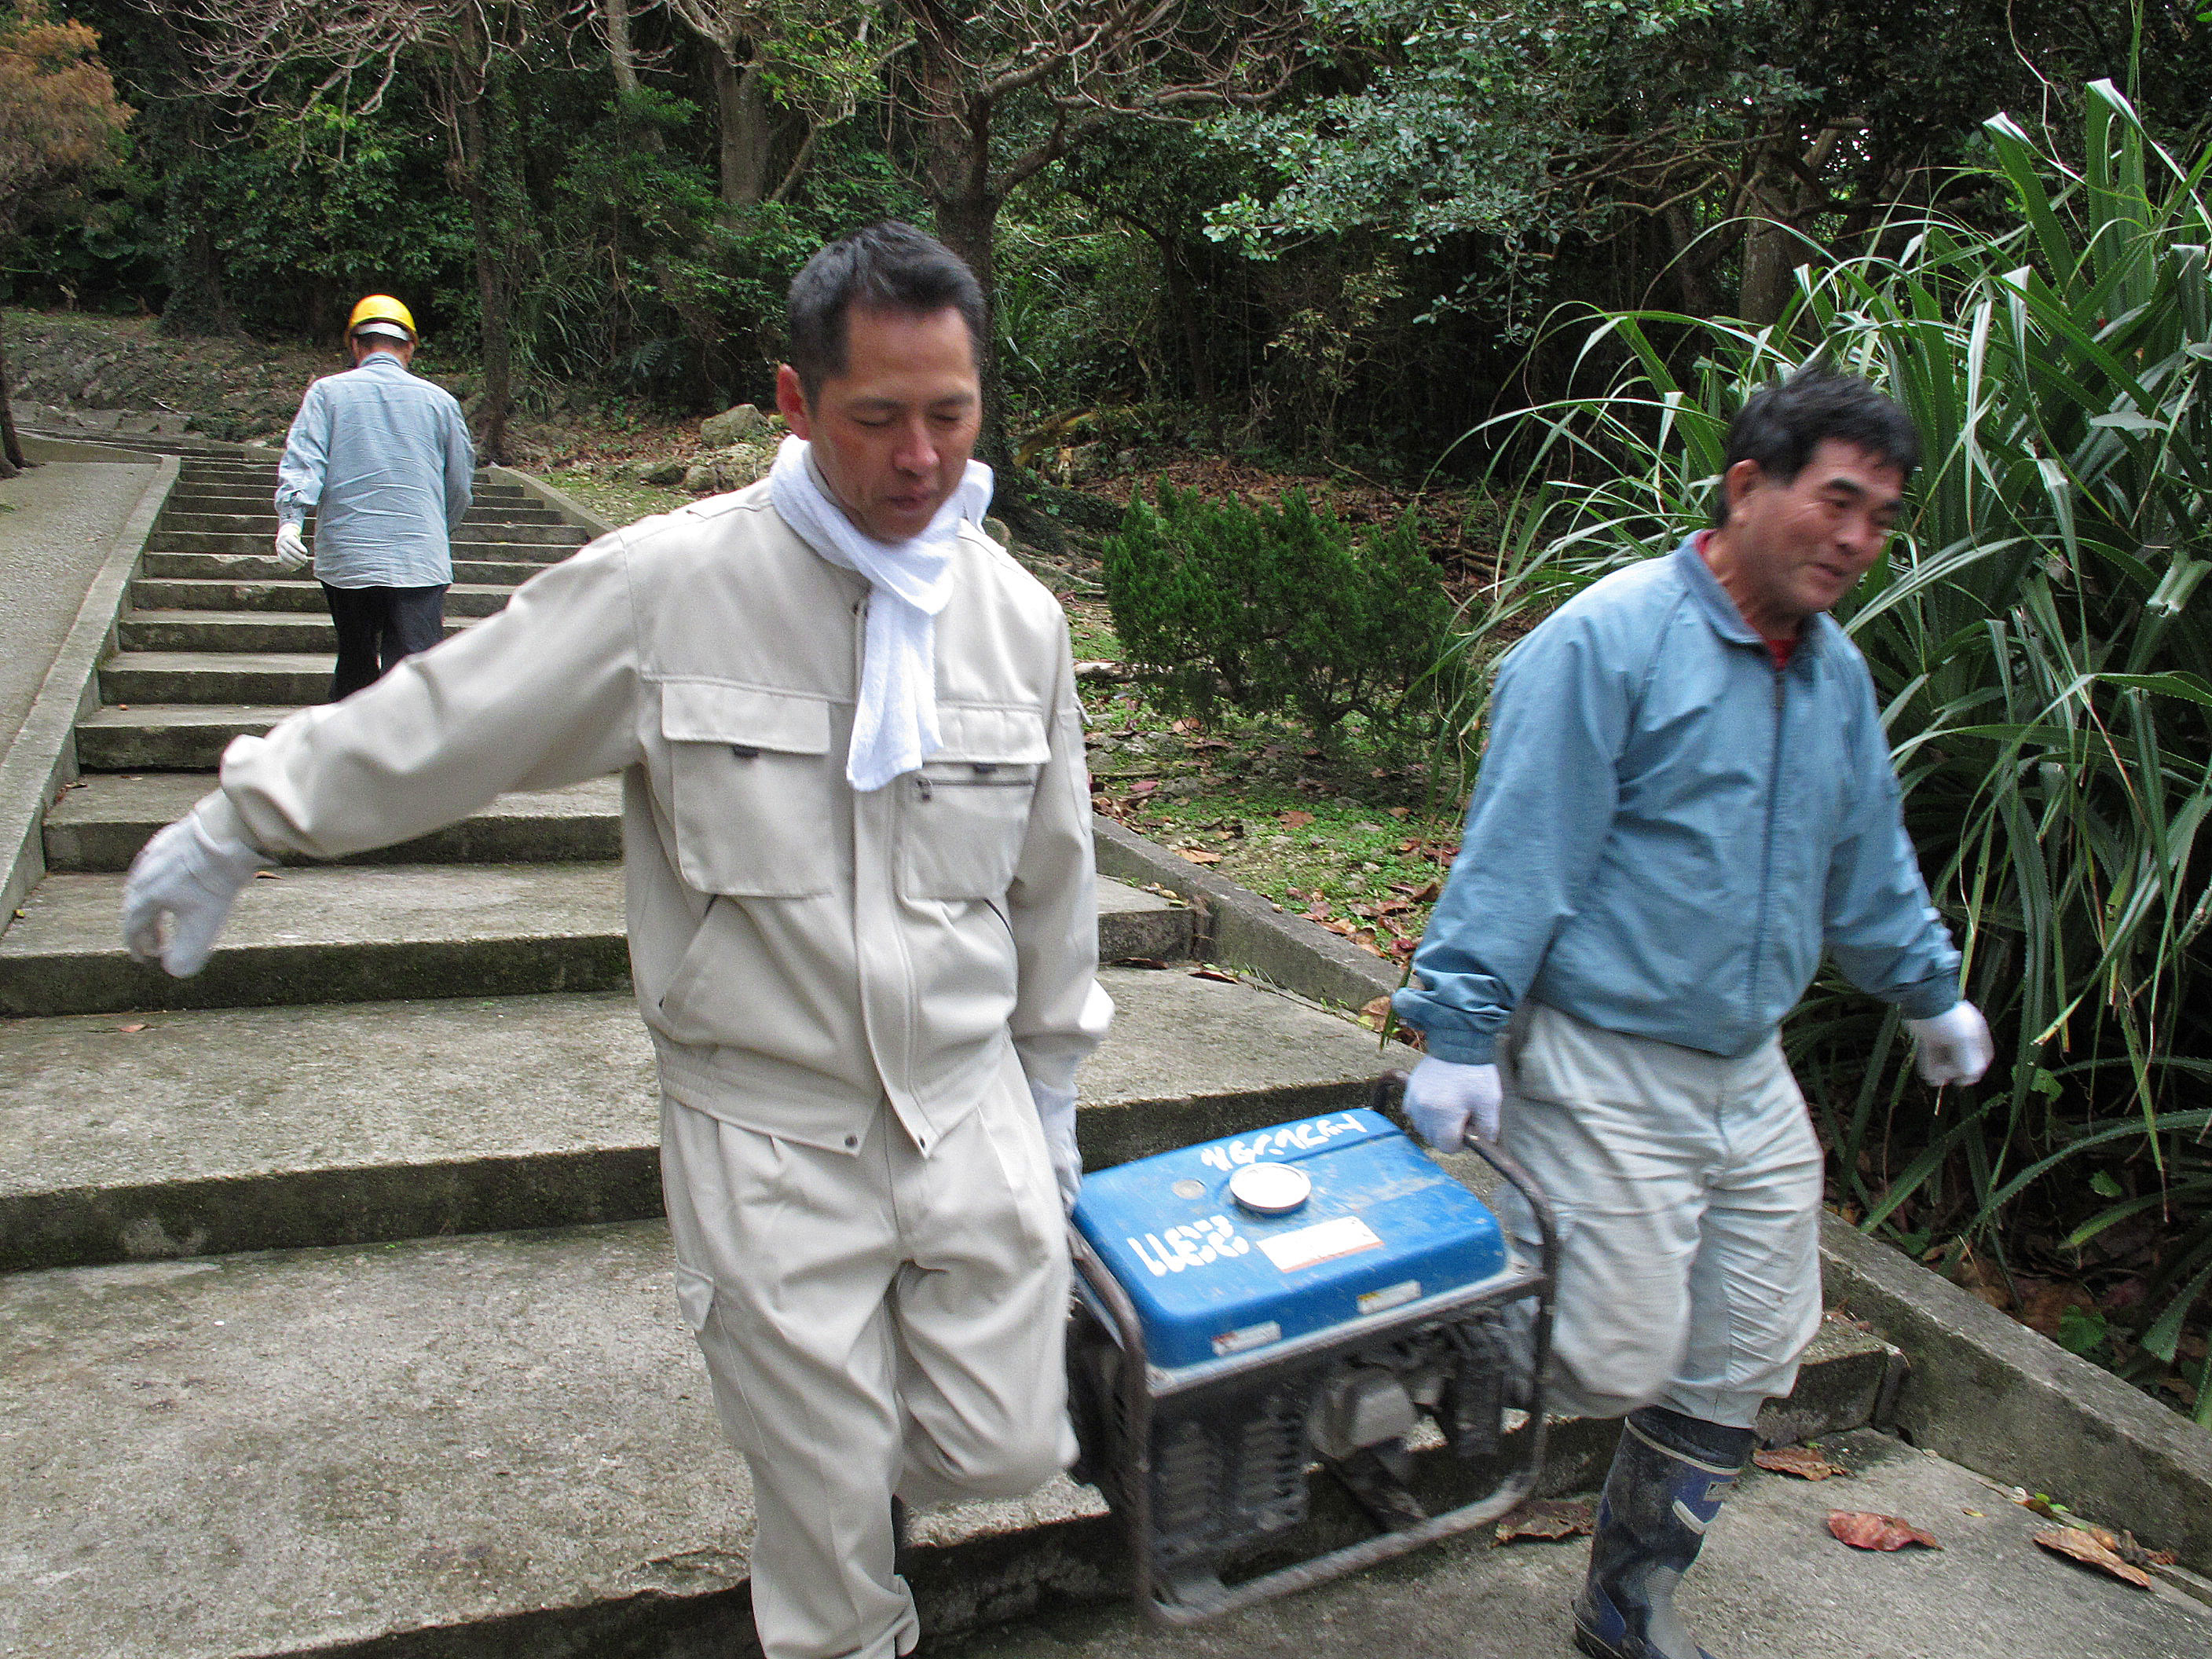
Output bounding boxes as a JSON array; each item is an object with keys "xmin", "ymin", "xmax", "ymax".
[{"xmin": 1101, "ymin": 482, "xmax": 1456, "ymax": 738}]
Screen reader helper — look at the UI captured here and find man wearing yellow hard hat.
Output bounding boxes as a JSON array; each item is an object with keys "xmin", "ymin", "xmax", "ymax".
[{"xmin": 273, "ymin": 295, "xmax": 477, "ymax": 699}]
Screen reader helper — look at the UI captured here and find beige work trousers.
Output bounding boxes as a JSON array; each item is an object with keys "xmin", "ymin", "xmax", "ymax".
[
  {"xmin": 660, "ymin": 1053, "xmax": 1077, "ymax": 1659},
  {"xmin": 1496, "ymin": 1002, "xmax": 1826, "ymax": 1430}
]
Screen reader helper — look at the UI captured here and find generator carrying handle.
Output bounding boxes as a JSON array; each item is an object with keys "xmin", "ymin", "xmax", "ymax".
[{"xmin": 1371, "ymin": 1068, "xmax": 1560, "ymax": 1300}]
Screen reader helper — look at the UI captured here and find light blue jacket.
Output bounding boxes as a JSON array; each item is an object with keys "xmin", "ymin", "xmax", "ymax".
[
  {"xmin": 1393, "ymin": 538, "xmax": 1961, "ymax": 1064},
  {"xmin": 275, "ymin": 350, "xmax": 475, "ymax": 589}
]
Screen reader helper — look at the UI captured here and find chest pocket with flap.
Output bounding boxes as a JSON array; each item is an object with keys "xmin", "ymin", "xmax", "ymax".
[
  {"xmin": 661, "ymin": 680, "xmax": 835, "ymax": 897},
  {"xmin": 900, "ymin": 704, "xmax": 1050, "ymax": 901}
]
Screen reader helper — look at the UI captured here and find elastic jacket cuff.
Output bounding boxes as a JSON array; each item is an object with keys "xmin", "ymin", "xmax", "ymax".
[
  {"xmin": 192, "ymin": 789, "xmax": 266, "ymax": 860},
  {"xmin": 1894, "ymin": 975, "xmax": 1963, "ymax": 1022}
]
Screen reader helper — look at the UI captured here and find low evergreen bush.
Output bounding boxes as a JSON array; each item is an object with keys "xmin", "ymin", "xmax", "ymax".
[{"xmin": 1101, "ymin": 483, "xmax": 1456, "ymax": 739}]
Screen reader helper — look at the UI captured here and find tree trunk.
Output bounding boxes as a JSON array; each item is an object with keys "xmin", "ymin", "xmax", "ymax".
[
  {"xmin": 0, "ymin": 329, "xmax": 22, "ymax": 477},
  {"xmin": 605, "ymin": 0, "xmax": 641, "ymax": 96},
  {"xmin": 448, "ymin": 49, "xmax": 515, "ymax": 464},
  {"xmin": 712, "ymin": 51, "xmax": 774, "ymax": 207}
]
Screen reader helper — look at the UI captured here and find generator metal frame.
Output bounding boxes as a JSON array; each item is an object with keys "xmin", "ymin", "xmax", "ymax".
[{"xmin": 1070, "ymin": 1072, "xmax": 1559, "ymax": 1626}]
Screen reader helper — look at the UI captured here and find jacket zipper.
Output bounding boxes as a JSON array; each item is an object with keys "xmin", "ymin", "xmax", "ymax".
[{"xmin": 1747, "ymin": 662, "xmax": 1787, "ymax": 1035}]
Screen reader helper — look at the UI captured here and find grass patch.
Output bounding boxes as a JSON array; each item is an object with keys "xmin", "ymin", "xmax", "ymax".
[{"xmin": 537, "ymin": 467, "xmax": 690, "ymax": 529}]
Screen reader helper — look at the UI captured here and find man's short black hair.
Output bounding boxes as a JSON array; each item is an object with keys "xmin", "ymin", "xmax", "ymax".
[
  {"xmin": 1715, "ymin": 364, "xmax": 1921, "ymax": 525},
  {"xmin": 786, "ymin": 222, "xmax": 985, "ymax": 401}
]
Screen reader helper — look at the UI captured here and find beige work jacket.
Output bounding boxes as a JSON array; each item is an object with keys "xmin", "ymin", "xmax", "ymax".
[{"xmin": 207, "ymin": 482, "xmax": 1109, "ymax": 1155}]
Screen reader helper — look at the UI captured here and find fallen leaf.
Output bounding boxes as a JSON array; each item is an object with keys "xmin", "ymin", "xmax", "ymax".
[
  {"xmin": 1280, "ymin": 810, "xmax": 1314, "ymax": 829},
  {"xmin": 1755, "ymin": 1446, "xmax": 1850, "ymax": 1481},
  {"xmin": 254, "ymin": 870, "xmax": 282, "ymax": 880},
  {"xmin": 1359, "ymin": 996, "xmax": 1393, "ymax": 1031},
  {"xmin": 2016, "ymin": 1492, "xmax": 2075, "ymax": 1522},
  {"xmin": 1492, "ymin": 1498, "xmax": 1595, "ymax": 1545},
  {"xmin": 1387, "ymin": 806, "xmax": 1411, "ymax": 819},
  {"xmin": 1827, "ymin": 1511, "xmax": 1940, "ymax": 1551},
  {"xmin": 2033, "ymin": 1527, "xmax": 2152, "ymax": 1589},
  {"xmin": 1189, "ymin": 967, "xmax": 1239, "ymax": 983},
  {"xmin": 1111, "ymin": 958, "xmax": 1171, "ymax": 970},
  {"xmin": 115, "ymin": 1023, "xmax": 147, "ymax": 1034},
  {"xmin": 1177, "ymin": 848, "xmax": 1223, "ymax": 866}
]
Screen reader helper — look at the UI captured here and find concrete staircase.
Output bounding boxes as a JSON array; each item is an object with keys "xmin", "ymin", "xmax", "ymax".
[{"xmin": 0, "ymin": 442, "xmax": 1427, "ymax": 1658}]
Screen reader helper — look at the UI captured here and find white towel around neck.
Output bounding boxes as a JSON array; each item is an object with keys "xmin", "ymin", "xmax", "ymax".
[{"xmin": 768, "ymin": 434, "xmax": 994, "ymax": 791}]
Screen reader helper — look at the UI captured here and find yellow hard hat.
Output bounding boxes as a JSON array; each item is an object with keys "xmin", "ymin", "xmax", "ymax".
[{"xmin": 347, "ymin": 294, "xmax": 417, "ymax": 342}]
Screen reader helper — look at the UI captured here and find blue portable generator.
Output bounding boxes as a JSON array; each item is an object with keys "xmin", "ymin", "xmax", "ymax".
[{"xmin": 1065, "ymin": 1072, "xmax": 1557, "ymax": 1624}]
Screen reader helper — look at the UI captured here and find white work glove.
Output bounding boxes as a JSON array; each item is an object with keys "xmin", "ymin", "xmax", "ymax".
[
  {"xmin": 1404, "ymin": 1056, "xmax": 1503, "ymax": 1150},
  {"xmin": 120, "ymin": 806, "xmax": 267, "ymax": 976},
  {"xmin": 272, "ymin": 522, "xmax": 310, "ymax": 571},
  {"xmin": 1031, "ymin": 1082, "xmax": 1082, "ymax": 1214},
  {"xmin": 1904, "ymin": 1001, "xmax": 1994, "ymax": 1087}
]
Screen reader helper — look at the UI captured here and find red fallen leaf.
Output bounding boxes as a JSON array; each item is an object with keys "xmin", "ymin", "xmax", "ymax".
[
  {"xmin": 1358, "ymin": 996, "xmax": 1393, "ymax": 1030},
  {"xmin": 1828, "ymin": 1511, "xmax": 1940, "ymax": 1551},
  {"xmin": 1755, "ymin": 1446, "xmax": 1850, "ymax": 1481},
  {"xmin": 1177, "ymin": 848, "xmax": 1223, "ymax": 866},
  {"xmin": 1110, "ymin": 957, "xmax": 1171, "ymax": 970},
  {"xmin": 1280, "ymin": 810, "xmax": 1314, "ymax": 829},
  {"xmin": 1126, "ymin": 779, "xmax": 1159, "ymax": 797},
  {"xmin": 2033, "ymin": 1527, "xmax": 2153, "ymax": 1588},
  {"xmin": 1492, "ymin": 1498, "xmax": 1596, "ymax": 1545},
  {"xmin": 115, "ymin": 1023, "xmax": 148, "ymax": 1034},
  {"xmin": 1189, "ymin": 967, "xmax": 1239, "ymax": 983}
]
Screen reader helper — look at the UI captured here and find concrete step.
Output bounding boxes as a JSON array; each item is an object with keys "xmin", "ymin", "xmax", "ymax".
[
  {"xmin": 45, "ymin": 773, "xmax": 621, "ymax": 872},
  {"xmin": 0, "ymin": 869, "xmax": 1190, "ymax": 1016},
  {"xmin": 101, "ymin": 650, "xmax": 379, "ymax": 705},
  {"xmin": 921, "ymin": 1426, "xmax": 2212, "ymax": 1659},
  {"xmin": 0, "ymin": 1223, "xmax": 1932, "ymax": 1659},
  {"xmin": 117, "ymin": 607, "xmax": 472, "ymax": 654},
  {"xmin": 0, "ymin": 966, "xmax": 1397, "ymax": 1271},
  {"xmin": 147, "ymin": 533, "xmax": 571, "ymax": 562},
  {"xmin": 130, "ymin": 577, "xmax": 514, "ymax": 617},
  {"xmin": 142, "ymin": 548, "xmax": 557, "ymax": 585},
  {"xmin": 155, "ymin": 511, "xmax": 585, "ymax": 544},
  {"xmin": 75, "ymin": 703, "xmax": 292, "ymax": 769},
  {"xmin": 165, "ymin": 484, "xmax": 537, "ymax": 511}
]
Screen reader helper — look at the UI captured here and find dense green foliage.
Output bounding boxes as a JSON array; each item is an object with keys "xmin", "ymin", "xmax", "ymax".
[
  {"xmin": 14, "ymin": 2, "xmax": 2207, "ymax": 468},
  {"xmin": 1463, "ymin": 82, "xmax": 2212, "ymax": 1418},
  {"xmin": 1102, "ymin": 483, "xmax": 1456, "ymax": 738}
]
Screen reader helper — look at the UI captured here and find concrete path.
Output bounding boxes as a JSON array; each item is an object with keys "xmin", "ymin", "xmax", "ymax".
[
  {"xmin": 932, "ymin": 1427, "xmax": 2212, "ymax": 1658},
  {"xmin": 0, "ymin": 456, "xmax": 156, "ymax": 752}
]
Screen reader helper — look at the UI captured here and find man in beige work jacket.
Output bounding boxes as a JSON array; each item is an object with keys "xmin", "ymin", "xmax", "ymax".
[{"xmin": 120, "ymin": 222, "xmax": 1111, "ymax": 1659}]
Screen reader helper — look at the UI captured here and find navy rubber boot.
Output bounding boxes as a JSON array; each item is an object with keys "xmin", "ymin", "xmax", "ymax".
[{"xmin": 1572, "ymin": 1407, "xmax": 1756, "ymax": 1659}]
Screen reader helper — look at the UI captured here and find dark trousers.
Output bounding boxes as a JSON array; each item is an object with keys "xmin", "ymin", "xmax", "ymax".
[{"xmin": 320, "ymin": 583, "xmax": 449, "ymax": 701}]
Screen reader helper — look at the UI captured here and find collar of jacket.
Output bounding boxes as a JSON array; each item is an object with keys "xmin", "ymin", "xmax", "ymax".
[
  {"xmin": 1668, "ymin": 535, "xmax": 1840, "ymax": 676},
  {"xmin": 353, "ymin": 350, "xmax": 411, "ymax": 378}
]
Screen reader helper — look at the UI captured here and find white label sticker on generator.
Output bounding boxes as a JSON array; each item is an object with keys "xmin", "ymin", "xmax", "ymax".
[
  {"xmin": 1259, "ymin": 1214, "xmax": 1383, "ymax": 1273},
  {"xmin": 1211, "ymin": 1320, "xmax": 1283, "ymax": 1357},
  {"xmin": 1357, "ymin": 1280, "xmax": 1421, "ymax": 1316}
]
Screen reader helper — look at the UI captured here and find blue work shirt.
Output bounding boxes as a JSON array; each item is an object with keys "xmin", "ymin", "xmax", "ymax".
[
  {"xmin": 274, "ymin": 350, "xmax": 475, "ymax": 589},
  {"xmin": 1393, "ymin": 537, "xmax": 1961, "ymax": 1064}
]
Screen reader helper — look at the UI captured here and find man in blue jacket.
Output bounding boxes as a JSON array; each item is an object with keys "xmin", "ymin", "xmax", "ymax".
[
  {"xmin": 273, "ymin": 294, "xmax": 475, "ymax": 701},
  {"xmin": 1393, "ymin": 366, "xmax": 1992, "ymax": 1659}
]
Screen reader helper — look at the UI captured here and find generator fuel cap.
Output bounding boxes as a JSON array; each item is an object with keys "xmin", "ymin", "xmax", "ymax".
[{"xmin": 1229, "ymin": 1161, "xmax": 1312, "ymax": 1216}]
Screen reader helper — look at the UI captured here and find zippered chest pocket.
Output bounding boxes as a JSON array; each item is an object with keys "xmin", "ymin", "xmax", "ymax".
[
  {"xmin": 660, "ymin": 680, "xmax": 836, "ymax": 897},
  {"xmin": 900, "ymin": 706, "xmax": 1049, "ymax": 901}
]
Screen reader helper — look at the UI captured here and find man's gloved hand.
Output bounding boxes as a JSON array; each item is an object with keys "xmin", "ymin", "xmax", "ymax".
[
  {"xmin": 1403, "ymin": 1056, "xmax": 1503, "ymax": 1150},
  {"xmin": 1905, "ymin": 1001, "xmax": 1994, "ymax": 1087},
  {"xmin": 120, "ymin": 806, "xmax": 267, "ymax": 976},
  {"xmin": 273, "ymin": 522, "xmax": 310, "ymax": 572},
  {"xmin": 1031, "ymin": 1082, "xmax": 1082, "ymax": 1214}
]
